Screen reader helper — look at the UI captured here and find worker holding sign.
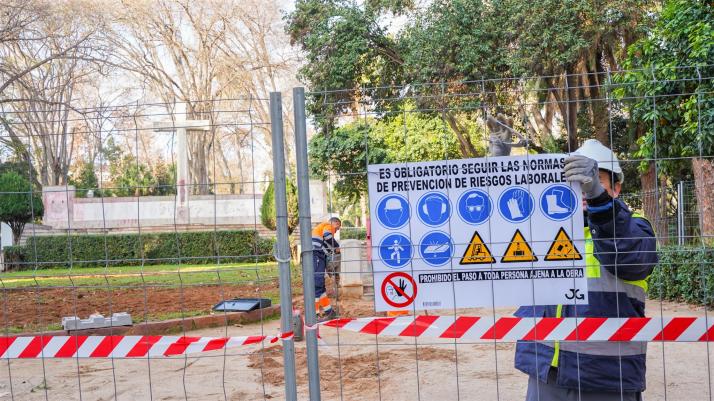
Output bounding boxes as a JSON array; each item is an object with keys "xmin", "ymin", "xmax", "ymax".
[{"xmin": 512, "ymin": 140, "xmax": 658, "ymax": 400}]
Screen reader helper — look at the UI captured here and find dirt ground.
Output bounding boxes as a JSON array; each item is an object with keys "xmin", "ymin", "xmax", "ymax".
[
  {"xmin": 2, "ymin": 298, "xmax": 714, "ymax": 400},
  {"xmin": 1, "ymin": 282, "xmax": 279, "ymax": 332}
]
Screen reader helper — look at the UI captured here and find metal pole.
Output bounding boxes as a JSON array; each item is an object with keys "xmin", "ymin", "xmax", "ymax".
[
  {"xmin": 270, "ymin": 91, "xmax": 298, "ymax": 401},
  {"xmin": 293, "ymin": 87, "xmax": 322, "ymax": 401},
  {"xmin": 677, "ymin": 181, "xmax": 685, "ymax": 246}
]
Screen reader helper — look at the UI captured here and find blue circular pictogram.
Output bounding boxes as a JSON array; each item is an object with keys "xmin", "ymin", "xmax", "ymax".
[
  {"xmin": 539, "ymin": 184, "xmax": 578, "ymax": 221},
  {"xmin": 457, "ymin": 189, "xmax": 493, "ymax": 225},
  {"xmin": 419, "ymin": 231, "xmax": 453, "ymax": 267},
  {"xmin": 416, "ymin": 192, "xmax": 451, "ymax": 227},
  {"xmin": 498, "ymin": 187, "xmax": 534, "ymax": 223},
  {"xmin": 375, "ymin": 194, "xmax": 410, "ymax": 229},
  {"xmin": 379, "ymin": 233, "xmax": 412, "ymax": 268}
]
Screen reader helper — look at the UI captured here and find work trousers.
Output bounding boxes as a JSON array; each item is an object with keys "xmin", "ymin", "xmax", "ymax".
[
  {"xmin": 313, "ymin": 250, "xmax": 326, "ymax": 298},
  {"xmin": 526, "ymin": 369, "xmax": 642, "ymax": 401}
]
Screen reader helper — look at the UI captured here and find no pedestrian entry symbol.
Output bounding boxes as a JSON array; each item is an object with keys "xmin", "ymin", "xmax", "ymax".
[{"xmin": 381, "ymin": 272, "xmax": 418, "ymax": 308}]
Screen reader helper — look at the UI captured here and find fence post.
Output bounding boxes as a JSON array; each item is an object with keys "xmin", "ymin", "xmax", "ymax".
[
  {"xmin": 270, "ymin": 91, "xmax": 298, "ymax": 401},
  {"xmin": 293, "ymin": 87, "xmax": 322, "ymax": 401},
  {"xmin": 677, "ymin": 181, "xmax": 685, "ymax": 246}
]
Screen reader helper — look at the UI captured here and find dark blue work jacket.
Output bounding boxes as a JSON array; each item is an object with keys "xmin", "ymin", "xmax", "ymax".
[{"xmin": 514, "ymin": 198, "xmax": 658, "ymax": 393}]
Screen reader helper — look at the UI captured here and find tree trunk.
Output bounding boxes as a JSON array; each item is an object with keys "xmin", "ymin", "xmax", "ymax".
[
  {"xmin": 530, "ymin": 102, "xmax": 552, "ymax": 138},
  {"xmin": 188, "ymin": 130, "xmax": 212, "ymax": 195},
  {"xmin": 693, "ymin": 158, "xmax": 714, "ymax": 244},
  {"xmin": 10, "ymin": 222, "xmax": 25, "ymax": 245},
  {"xmin": 659, "ymin": 175, "xmax": 670, "ymax": 245},
  {"xmin": 579, "ymin": 53, "xmax": 609, "ymax": 146},
  {"xmin": 564, "ymin": 69, "xmax": 579, "ymax": 152},
  {"xmin": 641, "ymin": 162, "xmax": 669, "ymax": 245},
  {"xmin": 641, "ymin": 162, "xmax": 657, "ymax": 222},
  {"xmin": 586, "ymin": 76, "xmax": 610, "ymax": 146},
  {"xmin": 443, "ymin": 112, "xmax": 478, "ymax": 157}
]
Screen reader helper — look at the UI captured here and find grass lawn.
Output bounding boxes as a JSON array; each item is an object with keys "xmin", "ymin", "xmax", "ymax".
[{"xmin": 0, "ymin": 262, "xmax": 292, "ymax": 289}]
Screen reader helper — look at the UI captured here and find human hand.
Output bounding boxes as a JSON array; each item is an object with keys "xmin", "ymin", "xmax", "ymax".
[
  {"xmin": 397, "ymin": 279, "xmax": 408, "ymax": 297},
  {"xmin": 564, "ymin": 155, "xmax": 605, "ymax": 199}
]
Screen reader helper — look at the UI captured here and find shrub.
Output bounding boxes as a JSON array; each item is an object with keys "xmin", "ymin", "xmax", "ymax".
[
  {"xmin": 69, "ymin": 161, "xmax": 100, "ymax": 198},
  {"xmin": 3, "ymin": 230, "xmax": 275, "ymax": 270},
  {"xmin": 260, "ymin": 181, "xmax": 299, "ymax": 234},
  {"xmin": 0, "ymin": 172, "xmax": 43, "ymax": 244},
  {"xmin": 647, "ymin": 246, "xmax": 714, "ymax": 306},
  {"xmin": 340, "ymin": 227, "xmax": 366, "ymax": 240}
]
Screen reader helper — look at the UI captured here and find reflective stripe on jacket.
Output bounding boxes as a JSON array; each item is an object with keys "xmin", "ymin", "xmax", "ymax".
[{"xmin": 514, "ymin": 199, "xmax": 658, "ymax": 392}]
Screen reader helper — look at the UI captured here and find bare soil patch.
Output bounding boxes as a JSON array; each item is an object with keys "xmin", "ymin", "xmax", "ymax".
[
  {"xmin": 248, "ymin": 345, "xmax": 456, "ymax": 399},
  {"xmin": 0, "ymin": 281, "xmax": 278, "ymax": 331}
]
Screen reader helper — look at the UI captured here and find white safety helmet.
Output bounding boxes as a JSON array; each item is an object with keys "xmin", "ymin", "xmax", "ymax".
[{"xmin": 573, "ymin": 139, "xmax": 624, "ymax": 184}]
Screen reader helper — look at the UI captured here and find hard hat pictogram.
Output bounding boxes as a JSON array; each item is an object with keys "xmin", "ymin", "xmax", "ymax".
[
  {"xmin": 501, "ymin": 229, "xmax": 538, "ymax": 263},
  {"xmin": 376, "ymin": 194, "xmax": 410, "ymax": 229},
  {"xmin": 460, "ymin": 231, "xmax": 495, "ymax": 264},
  {"xmin": 545, "ymin": 227, "xmax": 582, "ymax": 261}
]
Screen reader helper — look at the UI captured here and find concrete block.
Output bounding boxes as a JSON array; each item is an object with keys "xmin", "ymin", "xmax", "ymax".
[
  {"xmin": 340, "ymin": 285, "xmax": 363, "ymax": 299},
  {"xmin": 62, "ymin": 312, "xmax": 132, "ymax": 331},
  {"xmin": 340, "ymin": 239, "xmax": 364, "ymax": 288}
]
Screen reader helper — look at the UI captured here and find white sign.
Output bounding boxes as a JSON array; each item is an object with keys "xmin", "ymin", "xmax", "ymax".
[{"xmin": 368, "ymin": 154, "xmax": 587, "ymax": 311}]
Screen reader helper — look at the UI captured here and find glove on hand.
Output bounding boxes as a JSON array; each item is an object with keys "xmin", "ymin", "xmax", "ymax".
[{"xmin": 563, "ymin": 155, "xmax": 606, "ymax": 199}]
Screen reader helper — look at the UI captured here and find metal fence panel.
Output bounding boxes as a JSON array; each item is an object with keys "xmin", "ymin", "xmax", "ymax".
[{"xmin": 296, "ymin": 65, "xmax": 714, "ymax": 401}]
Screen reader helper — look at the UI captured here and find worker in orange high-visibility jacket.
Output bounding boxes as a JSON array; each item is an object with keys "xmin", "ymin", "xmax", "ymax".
[{"xmin": 311, "ymin": 217, "xmax": 341, "ymax": 321}]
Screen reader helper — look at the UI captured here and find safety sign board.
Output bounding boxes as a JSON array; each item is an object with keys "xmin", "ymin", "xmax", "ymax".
[
  {"xmin": 368, "ymin": 154, "xmax": 587, "ymax": 311},
  {"xmin": 379, "ymin": 233, "xmax": 413, "ymax": 268},
  {"xmin": 381, "ymin": 272, "xmax": 418, "ymax": 308},
  {"xmin": 419, "ymin": 231, "xmax": 453, "ymax": 266},
  {"xmin": 460, "ymin": 231, "xmax": 495, "ymax": 264},
  {"xmin": 501, "ymin": 229, "xmax": 538, "ymax": 263},
  {"xmin": 545, "ymin": 228, "xmax": 582, "ymax": 261}
]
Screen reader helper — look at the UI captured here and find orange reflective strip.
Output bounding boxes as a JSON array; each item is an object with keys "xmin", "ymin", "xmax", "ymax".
[{"xmin": 319, "ymin": 295, "xmax": 331, "ymax": 308}]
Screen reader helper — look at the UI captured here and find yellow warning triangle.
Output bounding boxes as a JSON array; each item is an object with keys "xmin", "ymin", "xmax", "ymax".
[
  {"xmin": 501, "ymin": 229, "xmax": 538, "ymax": 263},
  {"xmin": 460, "ymin": 231, "xmax": 495, "ymax": 265},
  {"xmin": 544, "ymin": 227, "xmax": 582, "ymax": 261}
]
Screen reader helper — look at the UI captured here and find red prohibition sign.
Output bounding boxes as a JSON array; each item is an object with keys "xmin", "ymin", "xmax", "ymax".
[{"xmin": 381, "ymin": 272, "xmax": 418, "ymax": 308}]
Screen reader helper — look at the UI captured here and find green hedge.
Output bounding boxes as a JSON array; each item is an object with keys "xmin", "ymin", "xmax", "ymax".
[
  {"xmin": 647, "ymin": 246, "xmax": 714, "ymax": 306},
  {"xmin": 4, "ymin": 230, "xmax": 275, "ymax": 270},
  {"xmin": 340, "ymin": 227, "xmax": 366, "ymax": 240}
]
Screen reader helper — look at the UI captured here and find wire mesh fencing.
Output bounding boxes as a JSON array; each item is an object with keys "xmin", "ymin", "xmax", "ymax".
[
  {"xmin": 0, "ymin": 64, "xmax": 712, "ymax": 401},
  {"xmin": 302, "ymin": 65, "xmax": 714, "ymax": 401},
  {"xmin": 620, "ymin": 180, "xmax": 702, "ymax": 246},
  {"xmin": 0, "ymin": 97, "xmax": 306, "ymax": 400}
]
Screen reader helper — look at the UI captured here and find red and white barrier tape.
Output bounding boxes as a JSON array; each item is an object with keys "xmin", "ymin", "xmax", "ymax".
[
  {"xmin": 323, "ymin": 316, "xmax": 714, "ymax": 342},
  {"xmin": 6, "ymin": 316, "xmax": 714, "ymax": 359},
  {"xmin": 0, "ymin": 334, "xmax": 291, "ymax": 359}
]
